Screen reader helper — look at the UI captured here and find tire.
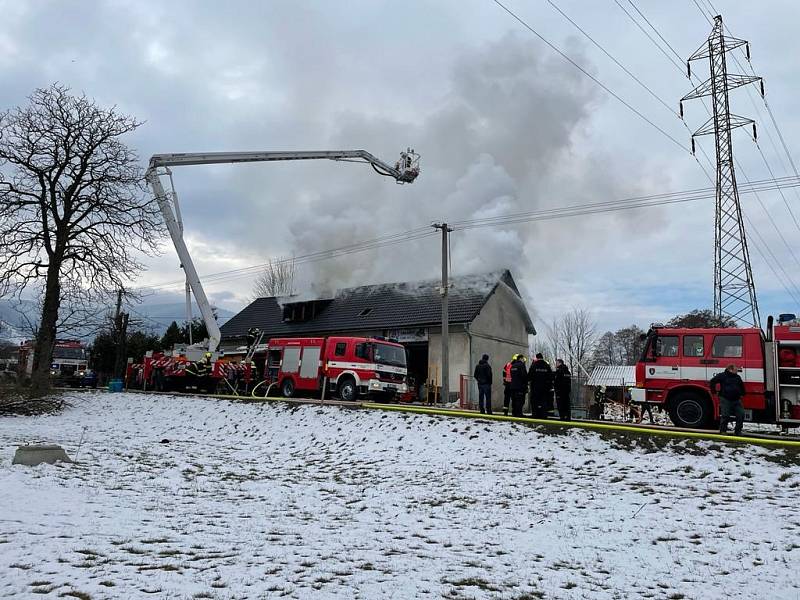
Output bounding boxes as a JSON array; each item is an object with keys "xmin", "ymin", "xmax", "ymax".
[
  {"xmin": 668, "ymin": 392, "xmax": 713, "ymax": 429},
  {"xmin": 338, "ymin": 378, "xmax": 358, "ymax": 402},
  {"xmin": 281, "ymin": 378, "xmax": 295, "ymax": 398}
]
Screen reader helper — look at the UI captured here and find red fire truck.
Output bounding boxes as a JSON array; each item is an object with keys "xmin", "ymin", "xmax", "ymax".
[
  {"xmin": 633, "ymin": 314, "xmax": 800, "ymax": 430},
  {"xmin": 126, "ymin": 351, "xmax": 252, "ymax": 394},
  {"xmin": 264, "ymin": 336, "xmax": 408, "ymax": 401}
]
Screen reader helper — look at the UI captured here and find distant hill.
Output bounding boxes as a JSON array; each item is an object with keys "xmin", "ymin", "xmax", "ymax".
[{"xmin": 0, "ymin": 298, "xmax": 235, "ymax": 343}]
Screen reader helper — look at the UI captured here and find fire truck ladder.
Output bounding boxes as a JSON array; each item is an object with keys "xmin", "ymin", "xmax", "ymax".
[{"xmin": 145, "ymin": 149, "xmax": 421, "ymax": 353}]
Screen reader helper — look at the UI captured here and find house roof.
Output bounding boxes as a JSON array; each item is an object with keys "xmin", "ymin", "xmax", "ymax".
[
  {"xmin": 220, "ymin": 270, "xmax": 534, "ymax": 340},
  {"xmin": 587, "ymin": 365, "xmax": 637, "ymax": 387}
]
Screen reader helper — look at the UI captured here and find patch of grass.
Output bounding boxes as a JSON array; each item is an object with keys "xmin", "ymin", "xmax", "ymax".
[
  {"xmin": 58, "ymin": 592, "xmax": 92, "ymax": 600},
  {"xmin": 10, "ymin": 563, "xmax": 33, "ymax": 570},
  {"xmin": 562, "ymin": 582, "xmax": 577, "ymax": 590},
  {"xmin": 122, "ymin": 545, "xmax": 148, "ymax": 555},
  {"xmin": 779, "ymin": 472, "xmax": 793, "ymax": 482},
  {"xmin": 141, "ymin": 537, "xmax": 171, "ymax": 544},
  {"xmin": 444, "ymin": 577, "xmax": 500, "ymax": 591},
  {"xmin": 652, "ymin": 536, "xmax": 680, "ymax": 544},
  {"xmin": 742, "ymin": 470, "xmax": 753, "ymax": 478},
  {"xmin": 157, "ymin": 549, "xmax": 182, "ymax": 557},
  {"xmin": 98, "ymin": 581, "xmax": 115, "ymax": 588},
  {"xmin": 29, "ymin": 581, "xmax": 52, "ymax": 587},
  {"xmin": 360, "ymin": 562, "xmax": 376, "ymax": 571}
]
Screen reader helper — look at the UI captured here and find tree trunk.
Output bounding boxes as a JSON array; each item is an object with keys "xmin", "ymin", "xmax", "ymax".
[{"xmin": 30, "ymin": 263, "xmax": 62, "ymax": 397}]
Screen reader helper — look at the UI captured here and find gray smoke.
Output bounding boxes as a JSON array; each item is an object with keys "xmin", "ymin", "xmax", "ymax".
[{"xmin": 284, "ymin": 32, "xmax": 646, "ymax": 297}]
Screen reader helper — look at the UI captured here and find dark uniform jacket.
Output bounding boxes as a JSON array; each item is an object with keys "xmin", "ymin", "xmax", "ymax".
[
  {"xmin": 528, "ymin": 359, "xmax": 553, "ymax": 393},
  {"xmin": 473, "ymin": 360, "xmax": 493, "ymax": 386},
  {"xmin": 554, "ymin": 364, "xmax": 571, "ymax": 397},
  {"xmin": 709, "ymin": 370, "xmax": 745, "ymax": 402},
  {"xmin": 509, "ymin": 359, "xmax": 528, "ymax": 392}
]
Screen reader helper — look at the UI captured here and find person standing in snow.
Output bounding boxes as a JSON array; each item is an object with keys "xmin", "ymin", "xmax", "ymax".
[
  {"xmin": 502, "ymin": 357, "xmax": 513, "ymax": 416},
  {"xmin": 473, "ymin": 354, "xmax": 493, "ymax": 415},
  {"xmin": 509, "ymin": 354, "xmax": 528, "ymax": 417},
  {"xmin": 553, "ymin": 359, "xmax": 572, "ymax": 421},
  {"xmin": 528, "ymin": 353, "xmax": 553, "ymax": 419},
  {"xmin": 709, "ymin": 364, "xmax": 746, "ymax": 435}
]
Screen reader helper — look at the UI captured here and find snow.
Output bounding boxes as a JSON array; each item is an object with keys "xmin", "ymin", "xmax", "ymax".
[{"xmin": 1, "ymin": 392, "xmax": 799, "ymax": 599}]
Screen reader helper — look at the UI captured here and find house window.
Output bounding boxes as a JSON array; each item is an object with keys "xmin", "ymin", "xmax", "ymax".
[{"xmin": 334, "ymin": 342, "xmax": 347, "ymax": 357}]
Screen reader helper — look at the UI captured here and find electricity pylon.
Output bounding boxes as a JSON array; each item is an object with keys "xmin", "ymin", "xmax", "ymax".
[{"xmin": 681, "ymin": 14, "xmax": 763, "ymax": 327}]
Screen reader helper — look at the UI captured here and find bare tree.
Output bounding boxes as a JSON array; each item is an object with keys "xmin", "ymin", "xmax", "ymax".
[
  {"xmin": 252, "ymin": 257, "xmax": 296, "ymax": 298},
  {"xmin": 0, "ymin": 85, "xmax": 161, "ymax": 396},
  {"xmin": 547, "ymin": 308, "xmax": 597, "ymax": 375}
]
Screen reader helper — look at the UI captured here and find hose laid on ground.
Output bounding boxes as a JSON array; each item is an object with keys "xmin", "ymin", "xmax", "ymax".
[{"xmin": 250, "ymin": 380, "xmax": 277, "ymax": 398}]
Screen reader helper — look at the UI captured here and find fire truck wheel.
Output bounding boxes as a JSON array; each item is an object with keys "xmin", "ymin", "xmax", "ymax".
[
  {"xmin": 338, "ymin": 378, "xmax": 358, "ymax": 402},
  {"xmin": 281, "ymin": 379, "xmax": 295, "ymax": 398},
  {"xmin": 668, "ymin": 392, "xmax": 713, "ymax": 429}
]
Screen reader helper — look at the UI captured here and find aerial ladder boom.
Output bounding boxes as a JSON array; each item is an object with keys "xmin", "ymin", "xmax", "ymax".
[{"xmin": 145, "ymin": 148, "xmax": 420, "ymax": 353}]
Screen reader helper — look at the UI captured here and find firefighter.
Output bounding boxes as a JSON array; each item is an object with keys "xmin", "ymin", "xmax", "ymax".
[
  {"xmin": 509, "ymin": 354, "xmax": 528, "ymax": 417},
  {"xmin": 589, "ymin": 385, "xmax": 607, "ymax": 420},
  {"xmin": 709, "ymin": 364, "xmax": 746, "ymax": 435},
  {"xmin": 528, "ymin": 353, "xmax": 553, "ymax": 419},
  {"xmin": 553, "ymin": 359, "xmax": 572, "ymax": 421},
  {"xmin": 502, "ymin": 357, "xmax": 514, "ymax": 416},
  {"xmin": 473, "ymin": 353, "xmax": 493, "ymax": 415},
  {"xmin": 186, "ymin": 352, "xmax": 214, "ymax": 391}
]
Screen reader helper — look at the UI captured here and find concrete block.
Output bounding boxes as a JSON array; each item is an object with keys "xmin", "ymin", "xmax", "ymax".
[{"xmin": 12, "ymin": 444, "xmax": 72, "ymax": 466}]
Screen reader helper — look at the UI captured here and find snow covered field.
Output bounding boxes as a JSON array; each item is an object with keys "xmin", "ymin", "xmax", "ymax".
[{"xmin": 1, "ymin": 393, "xmax": 799, "ymax": 599}]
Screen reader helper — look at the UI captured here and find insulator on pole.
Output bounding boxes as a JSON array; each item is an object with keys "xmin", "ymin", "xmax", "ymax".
[
  {"xmin": 679, "ymin": 101, "xmax": 684, "ymax": 119},
  {"xmin": 746, "ymin": 42, "xmax": 751, "ymax": 61},
  {"xmin": 691, "ymin": 137, "xmax": 696, "ymax": 155},
  {"xmin": 760, "ymin": 79, "xmax": 765, "ymax": 98},
  {"xmin": 753, "ymin": 123, "xmax": 758, "ymax": 142},
  {"xmin": 687, "ymin": 61, "xmax": 691, "ymax": 79}
]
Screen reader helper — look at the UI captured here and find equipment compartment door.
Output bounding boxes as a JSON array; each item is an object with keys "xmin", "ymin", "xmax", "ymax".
[{"xmin": 298, "ymin": 346, "xmax": 322, "ymax": 389}]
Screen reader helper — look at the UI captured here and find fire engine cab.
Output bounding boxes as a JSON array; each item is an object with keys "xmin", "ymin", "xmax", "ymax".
[
  {"xmin": 265, "ymin": 336, "xmax": 407, "ymax": 401},
  {"xmin": 633, "ymin": 314, "xmax": 800, "ymax": 430}
]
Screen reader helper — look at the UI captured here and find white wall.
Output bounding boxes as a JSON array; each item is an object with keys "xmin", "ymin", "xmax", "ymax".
[{"xmin": 468, "ymin": 284, "xmax": 532, "ymax": 410}]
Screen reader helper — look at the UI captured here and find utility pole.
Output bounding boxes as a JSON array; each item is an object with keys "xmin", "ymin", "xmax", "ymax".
[
  {"xmin": 681, "ymin": 14, "xmax": 763, "ymax": 327},
  {"xmin": 432, "ymin": 223, "xmax": 452, "ymax": 405},
  {"xmin": 113, "ymin": 289, "xmax": 130, "ymax": 379}
]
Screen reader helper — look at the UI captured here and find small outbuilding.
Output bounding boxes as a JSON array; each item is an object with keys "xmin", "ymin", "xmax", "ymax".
[{"xmin": 219, "ymin": 270, "xmax": 535, "ymax": 406}]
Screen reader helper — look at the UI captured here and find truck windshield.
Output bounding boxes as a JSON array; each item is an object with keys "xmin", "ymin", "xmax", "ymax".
[{"xmin": 374, "ymin": 343, "xmax": 406, "ymax": 367}]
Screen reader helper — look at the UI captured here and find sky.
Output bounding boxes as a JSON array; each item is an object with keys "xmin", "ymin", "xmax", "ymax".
[{"xmin": 1, "ymin": 0, "xmax": 799, "ymax": 335}]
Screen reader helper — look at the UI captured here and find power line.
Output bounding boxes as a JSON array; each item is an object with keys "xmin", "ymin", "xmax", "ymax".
[
  {"xmin": 545, "ymin": 0, "xmax": 679, "ymax": 119},
  {"xmin": 451, "ymin": 178, "xmax": 800, "ymax": 231},
  {"xmin": 136, "ymin": 175, "xmax": 800, "ymax": 294},
  {"xmin": 625, "ymin": 0, "xmax": 686, "ymax": 64},
  {"xmin": 491, "ymin": 0, "xmax": 689, "ymax": 152},
  {"xmin": 612, "ymin": 0, "xmax": 685, "ymax": 73}
]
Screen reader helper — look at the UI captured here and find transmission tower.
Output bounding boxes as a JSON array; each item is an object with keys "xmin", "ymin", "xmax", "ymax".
[{"xmin": 681, "ymin": 14, "xmax": 763, "ymax": 327}]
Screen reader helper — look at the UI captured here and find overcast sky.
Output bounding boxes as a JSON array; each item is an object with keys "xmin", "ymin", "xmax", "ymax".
[{"xmin": 2, "ymin": 0, "xmax": 799, "ymax": 334}]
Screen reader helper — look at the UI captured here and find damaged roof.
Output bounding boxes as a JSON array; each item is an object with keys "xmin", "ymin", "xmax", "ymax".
[{"xmin": 219, "ymin": 269, "xmax": 534, "ymax": 340}]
